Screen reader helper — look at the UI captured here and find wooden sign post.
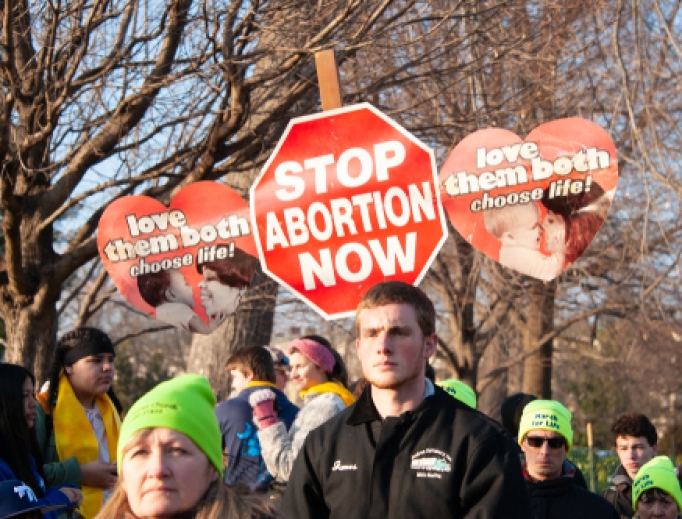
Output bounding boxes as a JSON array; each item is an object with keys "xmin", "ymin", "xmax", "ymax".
[{"xmin": 315, "ymin": 50, "xmax": 342, "ymax": 111}]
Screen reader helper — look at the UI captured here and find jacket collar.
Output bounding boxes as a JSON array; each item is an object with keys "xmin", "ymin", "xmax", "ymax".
[
  {"xmin": 611, "ymin": 464, "xmax": 633, "ymax": 487},
  {"xmin": 346, "ymin": 382, "xmax": 444, "ymax": 426},
  {"xmin": 524, "ymin": 472, "xmax": 575, "ymax": 496}
]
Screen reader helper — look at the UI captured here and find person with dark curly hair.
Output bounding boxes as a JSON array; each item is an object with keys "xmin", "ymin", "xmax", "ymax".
[
  {"xmin": 35, "ymin": 328, "xmax": 123, "ymax": 519},
  {"xmin": 603, "ymin": 413, "xmax": 659, "ymax": 519}
]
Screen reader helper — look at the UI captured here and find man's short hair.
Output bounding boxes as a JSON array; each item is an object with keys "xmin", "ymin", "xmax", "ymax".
[
  {"xmin": 225, "ymin": 345, "xmax": 276, "ymax": 384},
  {"xmin": 137, "ymin": 271, "xmax": 171, "ymax": 308},
  {"xmin": 356, "ymin": 281, "xmax": 435, "ymax": 337},
  {"xmin": 612, "ymin": 413, "xmax": 658, "ymax": 446}
]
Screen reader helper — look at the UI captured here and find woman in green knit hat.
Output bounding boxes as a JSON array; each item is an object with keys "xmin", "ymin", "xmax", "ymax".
[
  {"xmin": 632, "ymin": 456, "xmax": 682, "ymax": 519},
  {"xmin": 96, "ymin": 374, "xmax": 274, "ymax": 519}
]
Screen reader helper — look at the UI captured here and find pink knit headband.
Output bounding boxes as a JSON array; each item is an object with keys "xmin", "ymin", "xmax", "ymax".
[{"xmin": 288, "ymin": 338, "xmax": 336, "ymax": 373}]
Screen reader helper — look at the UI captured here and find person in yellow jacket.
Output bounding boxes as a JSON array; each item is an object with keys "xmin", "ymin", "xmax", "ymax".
[
  {"xmin": 249, "ymin": 335, "xmax": 354, "ymax": 483},
  {"xmin": 36, "ymin": 328, "xmax": 123, "ymax": 519}
]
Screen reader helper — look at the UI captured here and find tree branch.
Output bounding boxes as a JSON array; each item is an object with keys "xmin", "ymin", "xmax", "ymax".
[{"xmin": 44, "ymin": 0, "xmax": 193, "ymax": 213}]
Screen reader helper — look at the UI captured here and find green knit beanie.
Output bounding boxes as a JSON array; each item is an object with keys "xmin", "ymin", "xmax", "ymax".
[
  {"xmin": 518, "ymin": 399, "xmax": 573, "ymax": 451},
  {"xmin": 437, "ymin": 379, "xmax": 477, "ymax": 409},
  {"xmin": 117, "ymin": 374, "xmax": 223, "ymax": 477},
  {"xmin": 632, "ymin": 456, "xmax": 682, "ymax": 512}
]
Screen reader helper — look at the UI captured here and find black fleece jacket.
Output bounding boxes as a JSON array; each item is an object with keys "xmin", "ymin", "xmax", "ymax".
[
  {"xmin": 282, "ymin": 385, "xmax": 532, "ymax": 519},
  {"xmin": 526, "ymin": 475, "xmax": 619, "ymax": 519}
]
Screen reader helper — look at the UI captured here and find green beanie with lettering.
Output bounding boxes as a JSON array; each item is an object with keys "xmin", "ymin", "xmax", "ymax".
[
  {"xmin": 437, "ymin": 379, "xmax": 477, "ymax": 409},
  {"xmin": 117, "ymin": 374, "xmax": 223, "ymax": 476},
  {"xmin": 632, "ymin": 456, "xmax": 682, "ymax": 512},
  {"xmin": 518, "ymin": 399, "xmax": 573, "ymax": 451}
]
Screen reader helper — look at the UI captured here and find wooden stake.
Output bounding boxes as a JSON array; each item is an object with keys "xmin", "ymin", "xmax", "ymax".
[{"xmin": 315, "ymin": 50, "xmax": 342, "ymax": 111}]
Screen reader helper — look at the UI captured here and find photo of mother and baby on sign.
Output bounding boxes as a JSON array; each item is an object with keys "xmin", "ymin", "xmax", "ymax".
[
  {"xmin": 483, "ymin": 182, "xmax": 614, "ymax": 281},
  {"xmin": 136, "ymin": 245, "xmax": 259, "ymax": 333}
]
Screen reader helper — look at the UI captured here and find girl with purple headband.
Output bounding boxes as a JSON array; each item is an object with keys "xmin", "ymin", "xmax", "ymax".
[{"xmin": 249, "ymin": 335, "xmax": 354, "ymax": 483}]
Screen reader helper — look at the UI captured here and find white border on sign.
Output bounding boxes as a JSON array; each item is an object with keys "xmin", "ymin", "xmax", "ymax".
[{"xmin": 250, "ymin": 102, "xmax": 448, "ymax": 320}]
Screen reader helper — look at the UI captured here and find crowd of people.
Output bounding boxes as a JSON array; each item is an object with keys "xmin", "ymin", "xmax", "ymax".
[{"xmin": 1, "ymin": 281, "xmax": 680, "ymax": 519}]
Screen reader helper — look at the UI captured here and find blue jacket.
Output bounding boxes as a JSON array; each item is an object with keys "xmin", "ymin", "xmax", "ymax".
[
  {"xmin": 215, "ymin": 385, "xmax": 298, "ymax": 492},
  {"xmin": 0, "ymin": 456, "xmax": 73, "ymax": 519}
]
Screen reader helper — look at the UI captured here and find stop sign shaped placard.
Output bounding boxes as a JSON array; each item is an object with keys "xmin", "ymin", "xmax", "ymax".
[{"xmin": 251, "ymin": 103, "xmax": 448, "ymax": 319}]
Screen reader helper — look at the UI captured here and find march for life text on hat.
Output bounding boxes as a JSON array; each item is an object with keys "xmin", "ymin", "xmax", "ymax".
[
  {"xmin": 632, "ymin": 456, "xmax": 682, "ymax": 512},
  {"xmin": 0, "ymin": 480, "xmax": 66, "ymax": 519},
  {"xmin": 517, "ymin": 399, "xmax": 573, "ymax": 450}
]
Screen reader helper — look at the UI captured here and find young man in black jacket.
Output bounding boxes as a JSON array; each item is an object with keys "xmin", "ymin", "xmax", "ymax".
[
  {"xmin": 519, "ymin": 399, "xmax": 619, "ymax": 519},
  {"xmin": 601, "ymin": 413, "xmax": 658, "ymax": 519},
  {"xmin": 282, "ymin": 281, "xmax": 532, "ymax": 519}
]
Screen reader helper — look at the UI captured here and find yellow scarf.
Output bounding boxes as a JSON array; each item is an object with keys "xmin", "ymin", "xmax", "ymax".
[
  {"xmin": 245, "ymin": 381, "xmax": 277, "ymax": 390},
  {"xmin": 53, "ymin": 375, "xmax": 121, "ymax": 519},
  {"xmin": 300, "ymin": 381, "xmax": 356, "ymax": 407}
]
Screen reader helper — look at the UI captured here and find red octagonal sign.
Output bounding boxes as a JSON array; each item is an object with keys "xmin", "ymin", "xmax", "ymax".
[{"xmin": 250, "ymin": 103, "xmax": 448, "ymax": 319}]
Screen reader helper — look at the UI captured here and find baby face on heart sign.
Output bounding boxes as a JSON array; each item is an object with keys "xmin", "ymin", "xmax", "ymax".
[
  {"xmin": 97, "ymin": 181, "xmax": 260, "ymax": 334},
  {"xmin": 439, "ymin": 118, "xmax": 618, "ymax": 281}
]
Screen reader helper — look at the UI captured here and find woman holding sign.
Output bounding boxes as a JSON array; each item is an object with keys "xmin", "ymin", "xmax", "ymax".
[{"xmin": 248, "ymin": 335, "xmax": 355, "ymax": 482}]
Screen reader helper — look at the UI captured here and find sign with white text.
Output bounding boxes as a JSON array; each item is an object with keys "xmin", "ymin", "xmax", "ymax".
[
  {"xmin": 98, "ymin": 182, "xmax": 259, "ymax": 333},
  {"xmin": 439, "ymin": 118, "xmax": 618, "ymax": 281},
  {"xmin": 251, "ymin": 103, "xmax": 448, "ymax": 319}
]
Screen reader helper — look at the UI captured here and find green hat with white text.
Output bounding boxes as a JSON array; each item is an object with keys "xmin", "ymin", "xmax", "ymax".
[
  {"xmin": 518, "ymin": 399, "xmax": 573, "ymax": 451},
  {"xmin": 117, "ymin": 374, "xmax": 223, "ymax": 476}
]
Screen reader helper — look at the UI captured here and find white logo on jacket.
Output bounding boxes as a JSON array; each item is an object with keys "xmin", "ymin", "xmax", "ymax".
[
  {"xmin": 332, "ymin": 460, "xmax": 358, "ymax": 471},
  {"xmin": 14, "ymin": 484, "xmax": 37, "ymax": 502},
  {"xmin": 411, "ymin": 448, "xmax": 452, "ymax": 479}
]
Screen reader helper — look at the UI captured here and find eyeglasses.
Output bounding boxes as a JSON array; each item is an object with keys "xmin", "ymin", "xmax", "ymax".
[{"xmin": 525, "ymin": 436, "xmax": 566, "ymax": 449}]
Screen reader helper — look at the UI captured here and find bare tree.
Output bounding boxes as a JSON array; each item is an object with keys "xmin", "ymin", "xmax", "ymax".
[
  {"xmin": 1, "ymin": 0, "xmax": 502, "ymax": 380},
  {"xmin": 374, "ymin": 0, "xmax": 680, "ymax": 408},
  {"xmin": 2, "ymin": 0, "xmax": 678, "ymax": 409}
]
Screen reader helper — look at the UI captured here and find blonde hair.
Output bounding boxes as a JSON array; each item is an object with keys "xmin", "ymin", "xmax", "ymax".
[
  {"xmin": 96, "ymin": 430, "xmax": 275, "ymax": 519},
  {"xmin": 483, "ymin": 203, "xmax": 539, "ymax": 239}
]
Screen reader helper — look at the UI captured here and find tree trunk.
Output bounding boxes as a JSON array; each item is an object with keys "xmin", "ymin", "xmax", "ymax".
[
  {"xmin": 478, "ymin": 339, "xmax": 505, "ymax": 418},
  {"xmin": 186, "ymin": 268, "xmax": 278, "ymax": 400},
  {"xmin": 522, "ymin": 279, "xmax": 556, "ymax": 398},
  {"xmin": 3, "ymin": 304, "xmax": 58, "ymax": 384},
  {"xmin": 1, "ymin": 198, "xmax": 59, "ymax": 383}
]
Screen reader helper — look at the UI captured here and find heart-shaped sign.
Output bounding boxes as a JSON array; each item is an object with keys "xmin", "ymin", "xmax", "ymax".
[
  {"xmin": 97, "ymin": 181, "xmax": 259, "ymax": 334},
  {"xmin": 439, "ymin": 118, "xmax": 618, "ymax": 280}
]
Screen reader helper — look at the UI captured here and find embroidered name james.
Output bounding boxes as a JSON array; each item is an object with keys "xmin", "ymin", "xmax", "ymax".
[{"xmin": 332, "ymin": 460, "xmax": 358, "ymax": 471}]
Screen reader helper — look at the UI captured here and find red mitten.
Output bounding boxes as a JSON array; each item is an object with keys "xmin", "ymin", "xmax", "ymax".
[{"xmin": 248, "ymin": 389, "xmax": 278, "ymax": 429}]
